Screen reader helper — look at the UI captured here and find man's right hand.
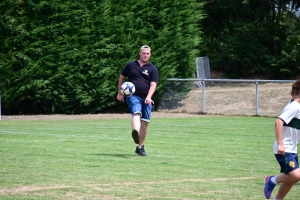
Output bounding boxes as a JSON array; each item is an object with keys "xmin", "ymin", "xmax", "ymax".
[{"xmin": 117, "ymin": 93, "xmax": 125, "ymax": 102}]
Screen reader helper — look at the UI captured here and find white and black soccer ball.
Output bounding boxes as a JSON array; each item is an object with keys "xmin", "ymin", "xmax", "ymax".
[{"xmin": 120, "ymin": 82, "xmax": 135, "ymax": 97}]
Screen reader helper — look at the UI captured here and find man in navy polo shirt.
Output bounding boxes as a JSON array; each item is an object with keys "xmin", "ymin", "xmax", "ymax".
[{"xmin": 117, "ymin": 45, "xmax": 159, "ymax": 156}]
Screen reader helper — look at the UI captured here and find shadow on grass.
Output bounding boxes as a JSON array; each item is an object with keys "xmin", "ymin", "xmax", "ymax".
[{"xmin": 90, "ymin": 153, "xmax": 136, "ymax": 158}]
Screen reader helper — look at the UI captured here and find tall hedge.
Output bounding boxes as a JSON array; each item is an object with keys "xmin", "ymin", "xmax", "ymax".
[{"xmin": 0, "ymin": 0, "xmax": 204, "ymax": 114}]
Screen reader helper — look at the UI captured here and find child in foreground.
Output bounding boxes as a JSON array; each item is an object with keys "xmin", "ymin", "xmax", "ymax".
[{"xmin": 264, "ymin": 79, "xmax": 300, "ymax": 199}]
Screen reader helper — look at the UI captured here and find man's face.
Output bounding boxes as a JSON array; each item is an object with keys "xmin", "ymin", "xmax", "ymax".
[{"xmin": 139, "ymin": 49, "xmax": 151, "ymax": 63}]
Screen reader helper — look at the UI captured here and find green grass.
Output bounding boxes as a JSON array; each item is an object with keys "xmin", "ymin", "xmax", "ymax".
[{"xmin": 0, "ymin": 115, "xmax": 299, "ymax": 199}]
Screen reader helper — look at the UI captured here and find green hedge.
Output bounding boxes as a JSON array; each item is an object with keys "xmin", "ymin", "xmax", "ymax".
[{"xmin": 0, "ymin": 0, "xmax": 204, "ymax": 114}]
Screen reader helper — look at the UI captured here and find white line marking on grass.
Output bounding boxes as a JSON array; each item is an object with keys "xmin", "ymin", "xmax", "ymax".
[
  {"xmin": 0, "ymin": 130, "xmax": 126, "ymax": 141},
  {"xmin": 0, "ymin": 177, "xmax": 259, "ymax": 195},
  {"xmin": 89, "ymin": 176, "xmax": 259, "ymax": 186},
  {"xmin": 0, "ymin": 186, "xmax": 73, "ymax": 195}
]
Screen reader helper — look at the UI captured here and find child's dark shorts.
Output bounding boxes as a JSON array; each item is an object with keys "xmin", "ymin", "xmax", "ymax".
[{"xmin": 275, "ymin": 153, "xmax": 299, "ymax": 174}]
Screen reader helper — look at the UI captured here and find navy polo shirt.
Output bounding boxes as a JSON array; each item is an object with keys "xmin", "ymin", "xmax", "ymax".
[{"xmin": 121, "ymin": 60, "xmax": 158, "ymax": 99}]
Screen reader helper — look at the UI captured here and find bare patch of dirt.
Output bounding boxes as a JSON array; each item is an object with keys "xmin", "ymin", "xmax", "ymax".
[{"xmin": 158, "ymin": 82, "xmax": 292, "ymax": 117}]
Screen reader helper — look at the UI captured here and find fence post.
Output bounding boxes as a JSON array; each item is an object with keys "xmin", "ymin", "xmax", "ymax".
[
  {"xmin": 256, "ymin": 81, "xmax": 259, "ymax": 115},
  {"xmin": 0, "ymin": 72, "xmax": 1, "ymax": 121},
  {"xmin": 202, "ymin": 80, "xmax": 206, "ymax": 113}
]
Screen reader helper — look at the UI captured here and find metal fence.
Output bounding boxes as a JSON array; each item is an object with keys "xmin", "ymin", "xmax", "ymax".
[{"xmin": 157, "ymin": 79, "xmax": 295, "ymax": 117}]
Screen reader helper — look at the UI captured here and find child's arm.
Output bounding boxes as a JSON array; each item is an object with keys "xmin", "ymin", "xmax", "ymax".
[{"xmin": 275, "ymin": 118, "xmax": 285, "ymax": 155}]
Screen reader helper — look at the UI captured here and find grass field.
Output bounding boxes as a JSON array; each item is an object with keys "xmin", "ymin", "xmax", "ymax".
[{"xmin": 0, "ymin": 114, "xmax": 299, "ymax": 199}]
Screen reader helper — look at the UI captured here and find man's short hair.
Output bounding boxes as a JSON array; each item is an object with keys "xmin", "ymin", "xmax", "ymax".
[{"xmin": 140, "ymin": 45, "xmax": 151, "ymax": 52}]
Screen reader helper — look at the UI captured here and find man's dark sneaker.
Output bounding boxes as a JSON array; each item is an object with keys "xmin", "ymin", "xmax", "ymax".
[
  {"xmin": 132, "ymin": 129, "xmax": 140, "ymax": 144},
  {"xmin": 135, "ymin": 145, "xmax": 147, "ymax": 156}
]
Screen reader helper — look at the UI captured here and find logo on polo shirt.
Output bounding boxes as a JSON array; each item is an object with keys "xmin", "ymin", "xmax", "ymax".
[{"xmin": 142, "ymin": 70, "xmax": 149, "ymax": 75}]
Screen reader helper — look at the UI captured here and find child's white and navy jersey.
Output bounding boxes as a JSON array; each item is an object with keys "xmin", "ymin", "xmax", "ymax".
[{"xmin": 273, "ymin": 100, "xmax": 300, "ymax": 154}]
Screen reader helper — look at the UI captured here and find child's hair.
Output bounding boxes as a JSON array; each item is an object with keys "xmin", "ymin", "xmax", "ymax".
[{"xmin": 292, "ymin": 80, "xmax": 300, "ymax": 96}]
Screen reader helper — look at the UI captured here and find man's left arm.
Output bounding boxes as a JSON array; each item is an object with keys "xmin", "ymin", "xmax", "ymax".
[{"xmin": 145, "ymin": 82, "xmax": 157, "ymax": 105}]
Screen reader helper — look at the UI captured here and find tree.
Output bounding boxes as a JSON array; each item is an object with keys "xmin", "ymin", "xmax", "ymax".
[
  {"xmin": 0, "ymin": 0, "xmax": 205, "ymax": 114},
  {"xmin": 199, "ymin": 0, "xmax": 300, "ymax": 79}
]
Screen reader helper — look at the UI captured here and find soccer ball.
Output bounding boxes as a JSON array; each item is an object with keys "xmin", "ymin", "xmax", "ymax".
[{"xmin": 120, "ymin": 82, "xmax": 135, "ymax": 97}]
